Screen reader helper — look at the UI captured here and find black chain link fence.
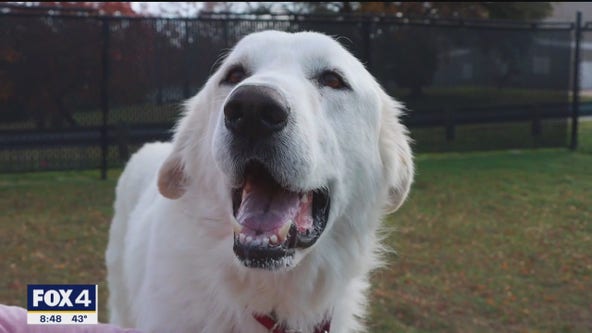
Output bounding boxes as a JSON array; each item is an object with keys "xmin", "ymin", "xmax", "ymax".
[{"xmin": 0, "ymin": 12, "xmax": 584, "ymax": 174}]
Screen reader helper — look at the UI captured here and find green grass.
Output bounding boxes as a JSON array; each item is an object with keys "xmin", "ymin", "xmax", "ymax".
[
  {"xmin": 1, "ymin": 143, "xmax": 591, "ymax": 331},
  {"xmin": 368, "ymin": 150, "xmax": 592, "ymax": 332},
  {"xmin": 0, "ymin": 103, "xmax": 182, "ymax": 130},
  {"xmin": 578, "ymin": 120, "xmax": 592, "ymax": 153},
  {"xmin": 0, "ymin": 169, "xmax": 121, "ymax": 323},
  {"xmin": 392, "ymin": 86, "xmax": 574, "ymax": 112},
  {"xmin": 412, "ymin": 120, "xmax": 568, "ymax": 153}
]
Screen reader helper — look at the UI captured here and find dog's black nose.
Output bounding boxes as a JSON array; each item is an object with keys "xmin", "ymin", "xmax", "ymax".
[{"xmin": 224, "ymin": 85, "xmax": 289, "ymax": 139}]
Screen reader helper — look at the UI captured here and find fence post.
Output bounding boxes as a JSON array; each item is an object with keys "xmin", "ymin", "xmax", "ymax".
[
  {"xmin": 570, "ymin": 11, "xmax": 582, "ymax": 151},
  {"xmin": 100, "ymin": 18, "xmax": 110, "ymax": 180}
]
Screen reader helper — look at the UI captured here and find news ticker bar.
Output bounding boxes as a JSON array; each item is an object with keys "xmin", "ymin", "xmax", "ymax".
[{"xmin": 27, "ymin": 284, "xmax": 98, "ymax": 325}]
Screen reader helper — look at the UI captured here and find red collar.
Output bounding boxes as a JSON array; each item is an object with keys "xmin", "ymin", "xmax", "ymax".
[{"xmin": 253, "ymin": 313, "xmax": 331, "ymax": 333}]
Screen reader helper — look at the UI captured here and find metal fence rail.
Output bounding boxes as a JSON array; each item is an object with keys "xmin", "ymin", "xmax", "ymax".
[{"xmin": 0, "ymin": 10, "xmax": 587, "ymax": 176}]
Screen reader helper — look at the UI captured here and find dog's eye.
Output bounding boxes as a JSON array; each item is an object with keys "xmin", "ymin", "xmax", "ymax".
[
  {"xmin": 318, "ymin": 70, "xmax": 347, "ymax": 90},
  {"xmin": 223, "ymin": 66, "xmax": 247, "ymax": 85}
]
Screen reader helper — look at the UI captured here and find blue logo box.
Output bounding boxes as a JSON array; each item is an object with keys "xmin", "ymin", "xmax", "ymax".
[{"xmin": 27, "ymin": 284, "xmax": 97, "ymax": 311}]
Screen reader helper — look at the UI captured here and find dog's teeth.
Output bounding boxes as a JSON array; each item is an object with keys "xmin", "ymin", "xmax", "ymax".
[
  {"xmin": 301, "ymin": 195, "xmax": 308, "ymax": 204},
  {"xmin": 246, "ymin": 236, "xmax": 253, "ymax": 244},
  {"xmin": 243, "ymin": 181, "xmax": 252, "ymax": 194},
  {"xmin": 269, "ymin": 235, "xmax": 278, "ymax": 244},
  {"xmin": 232, "ymin": 219, "xmax": 243, "ymax": 234},
  {"xmin": 241, "ymin": 182, "xmax": 252, "ymax": 201},
  {"xmin": 262, "ymin": 237, "xmax": 269, "ymax": 247},
  {"xmin": 277, "ymin": 221, "xmax": 292, "ymax": 241},
  {"xmin": 252, "ymin": 238, "xmax": 261, "ymax": 246},
  {"xmin": 239, "ymin": 233, "xmax": 246, "ymax": 244}
]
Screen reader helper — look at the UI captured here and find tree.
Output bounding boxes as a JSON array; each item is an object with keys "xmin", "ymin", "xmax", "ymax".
[
  {"xmin": 0, "ymin": 2, "xmax": 139, "ymax": 128},
  {"xmin": 294, "ymin": 2, "xmax": 553, "ymax": 97},
  {"xmin": 2, "ymin": 2, "xmax": 136, "ymax": 16},
  {"xmin": 481, "ymin": 2, "xmax": 553, "ymax": 20},
  {"xmin": 266, "ymin": 2, "xmax": 552, "ymax": 21}
]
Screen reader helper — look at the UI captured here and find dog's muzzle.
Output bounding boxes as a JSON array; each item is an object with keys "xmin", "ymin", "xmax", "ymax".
[{"xmin": 222, "ymin": 85, "xmax": 331, "ymax": 270}]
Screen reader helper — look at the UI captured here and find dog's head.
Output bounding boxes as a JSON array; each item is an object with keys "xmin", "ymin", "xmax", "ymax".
[{"xmin": 157, "ymin": 31, "xmax": 413, "ymax": 271}]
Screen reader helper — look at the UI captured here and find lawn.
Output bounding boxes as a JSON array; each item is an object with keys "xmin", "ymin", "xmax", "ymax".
[
  {"xmin": 368, "ymin": 150, "xmax": 591, "ymax": 332},
  {"xmin": 1, "ymin": 132, "xmax": 591, "ymax": 332},
  {"xmin": 392, "ymin": 86, "xmax": 574, "ymax": 112}
]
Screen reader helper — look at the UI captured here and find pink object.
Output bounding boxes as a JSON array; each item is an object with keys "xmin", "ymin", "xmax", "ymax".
[{"xmin": 0, "ymin": 304, "xmax": 143, "ymax": 333}]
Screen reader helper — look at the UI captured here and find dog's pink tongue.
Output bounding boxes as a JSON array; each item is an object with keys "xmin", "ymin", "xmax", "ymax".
[{"xmin": 236, "ymin": 177, "xmax": 299, "ymax": 232}]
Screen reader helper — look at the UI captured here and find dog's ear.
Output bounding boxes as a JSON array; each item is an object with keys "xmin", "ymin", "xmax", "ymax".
[
  {"xmin": 379, "ymin": 92, "xmax": 414, "ymax": 214},
  {"xmin": 157, "ymin": 152, "xmax": 188, "ymax": 199}
]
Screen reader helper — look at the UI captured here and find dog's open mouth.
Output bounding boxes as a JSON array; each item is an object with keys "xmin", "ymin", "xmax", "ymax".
[{"xmin": 231, "ymin": 161, "xmax": 330, "ymax": 270}]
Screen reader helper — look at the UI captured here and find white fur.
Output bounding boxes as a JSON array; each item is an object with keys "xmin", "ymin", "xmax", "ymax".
[{"xmin": 106, "ymin": 30, "xmax": 413, "ymax": 333}]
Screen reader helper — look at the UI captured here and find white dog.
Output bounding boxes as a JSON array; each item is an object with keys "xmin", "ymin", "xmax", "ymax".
[{"xmin": 106, "ymin": 30, "xmax": 413, "ymax": 333}]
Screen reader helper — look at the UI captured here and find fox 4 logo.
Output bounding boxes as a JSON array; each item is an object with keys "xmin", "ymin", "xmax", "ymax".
[{"xmin": 28, "ymin": 285, "xmax": 97, "ymax": 311}]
